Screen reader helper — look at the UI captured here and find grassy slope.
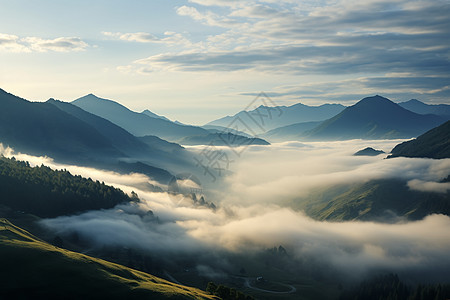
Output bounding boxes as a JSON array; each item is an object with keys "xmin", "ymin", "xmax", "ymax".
[
  {"xmin": 290, "ymin": 179, "xmax": 450, "ymax": 221},
  {"xmin": 0, "ymin": 218, "xmax": 217, "ymax": 300}
]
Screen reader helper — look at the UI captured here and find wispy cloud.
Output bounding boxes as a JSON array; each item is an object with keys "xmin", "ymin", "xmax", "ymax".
[
  {"xmin": 0, "ymin": 33, "xmax": 88, "ymax": 53},
  {"xmin": 123, "ymin": 0, "xmax": 450, "ymax": 103},
  {"xmin": 102, "ymin": 31, "xmax": 193, "ymax": 48}
]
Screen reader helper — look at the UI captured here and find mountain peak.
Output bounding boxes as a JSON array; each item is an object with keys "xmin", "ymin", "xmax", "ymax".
[{"xmin": 352, "ymin": 95, "xmax": 398, "ymax": 110}]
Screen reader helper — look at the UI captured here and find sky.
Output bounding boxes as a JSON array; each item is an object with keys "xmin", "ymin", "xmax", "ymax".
[{"xmin": 1, "ymin": 0, "xmax": 449, "ymax": 124}]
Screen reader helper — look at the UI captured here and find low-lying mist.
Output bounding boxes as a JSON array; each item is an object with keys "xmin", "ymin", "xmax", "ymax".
[{"xmin": 2, "ymin": 140, "xmax": 449, "ymax": 283}]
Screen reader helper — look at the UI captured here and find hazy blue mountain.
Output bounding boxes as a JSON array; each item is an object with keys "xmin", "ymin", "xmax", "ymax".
[
  {"xmin": 141, "ymin": 109, "xmax": 171, "ymax": 122},
  {"xmin": 207, "ymin": 102, "xmax": 345, "ymax": 132},
  {"xmin": 178, "ymin": 132, "xmax": 270, "ymax": 146},
  {"xmin": 138, "ymin": 135, "xmax": 184, "ymax": 153},
  {"xmin": 389, "ymin": 120, "xmax": 450, "ymax": 159},
  {"xmin": 353, "ymin": 147, "xmax": 385, "ymax": 156},
  {"xmin": 47, "ymin": 99, "xmax": 187, "ymax": 178},
  {"xmin": 72, "ymin": 94, "xmax": 209, "ymax": 141},
  {"xmin": 202, "ymin": 125, "xmax": 253, "ymax": 138},
  {"xmin": 0, "ymin": 88, "xmax": 123, "ymax": 162},
  {"xmin": 0, "ymin": 89, "xmax": 172, "ymax": 183},
  {"xmin": 47, "ymin": 99, "xmax": 150, "ymax": 156},
  {"xmin": 303, "ymin": 95, "xmax": 447, "ymax": 140},
  {"xmin": 399, "ymin": 99, "xmax": 450, "ymax": 118},
  {"xmin": 262, "ymin": 121, "xmax": 322, "ymax": 142}
]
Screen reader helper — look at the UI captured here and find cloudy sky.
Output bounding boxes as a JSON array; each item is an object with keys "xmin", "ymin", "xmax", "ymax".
[{"xmin": 1, "ymin": 0, "xmax": 449, "ymax": 124}]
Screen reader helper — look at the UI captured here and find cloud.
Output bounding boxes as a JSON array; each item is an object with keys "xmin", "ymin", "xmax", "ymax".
[
  {"xmin": 0, "ymin": 33, "xmax": 88, "ymax": 53},
  {"xmin": 0, "ymin": 33, "xmax": 30, "ymax": 53},
  {"xmin": 102, "ymin": 31, "xmax": 158, "ymax": 43},
  {"xmin": 176, "ymin": 5, "xmax": 239, "ymax": 28},
  {"xmin": 102, "ymin": 31, "xmax": 193, "ymax": 48},
  {"xmin": 408, "ymin": 179, "xmax": 450, "ymax": 194},
  {"xmin": 27, "ymin": 139, "xmax": 449, "ymax": 283}
]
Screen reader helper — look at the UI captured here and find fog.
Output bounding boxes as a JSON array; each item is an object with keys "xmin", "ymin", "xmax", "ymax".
[{"xmin": 2, "ymin": 141, "xmax": 450, "ymax": 282}]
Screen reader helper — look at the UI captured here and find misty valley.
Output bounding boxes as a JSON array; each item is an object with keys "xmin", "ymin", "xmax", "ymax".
[{"xmin": 0, "ymin": 88, "xmax": 449, "ymax": 300}]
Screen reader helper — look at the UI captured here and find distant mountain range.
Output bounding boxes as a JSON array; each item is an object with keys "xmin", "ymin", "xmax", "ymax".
[
  {"xmin": 389, "ymin": 120, "xmax": 450, "ymax": 159},
  {"xmin": 0, "ymin": 89, "xmax": 172, "ymax": 182},
  {"xmin": 72, "ymin": 94, "xmax": 210, "ymax": 142},
  {"xmin": 398, "ymin": 99, "xmax": 450, "ymax": 118},
  {"xmin": 261, "ymin": 121, "xmax": 322, "ymax": 142},
  {"xmin": 209, "ymin": 96, "xmax": 449, "ymax": 142},
  {"xmin": 207, "ymin": 102, "xmax": 345, "ymax": 133},
  {"xmin": 302, "ymin": 95, "xmax": 447, "ymax": 140},
  {"xmin": 0, "ymin": 89, "xmax": 123, "ymax": 162}
]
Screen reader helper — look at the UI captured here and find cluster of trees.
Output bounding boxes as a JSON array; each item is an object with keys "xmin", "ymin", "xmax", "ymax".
[
  {"xmin": 0, "ymin": 156, "xmax": 131, "ymax": 217},
  {"xmin": 206, "ymin": 282, "xmax": 255, "ymax": 300},
  {"xmin": 340, "ymin": 274, "xmax": 450, "ymax": 300}
]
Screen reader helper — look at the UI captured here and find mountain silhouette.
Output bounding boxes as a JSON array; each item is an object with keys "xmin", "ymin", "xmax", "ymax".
[
  {"xmin": 399, "ymin": 99, "xmax": 450, "ymax": 118},
  {"xmin": 207, "ymin": 102, "xmax": 345, "ymax": 132},
  {"xmin": 389, "ymin": 120, "xmax": 450, "ymax": 159},
  {"xmin": 303, "ymin": 95, "xmax": 446, "ymax": 140},
  {"xmin": 0, "ymin": 89, "xmax": 123, "ymax": 162},
  {"xmin": 72, "ymin": 94, "xmax": 209, "ymax": 141},
  {"xmin": 0, "ymin": 89, "xmax": 172, "ymax": 182}
]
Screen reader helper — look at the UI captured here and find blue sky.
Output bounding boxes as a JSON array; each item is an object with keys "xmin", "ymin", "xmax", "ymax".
[{"xmin": 1, "ymin": 0, "xmax": 449, "ymax": 124}]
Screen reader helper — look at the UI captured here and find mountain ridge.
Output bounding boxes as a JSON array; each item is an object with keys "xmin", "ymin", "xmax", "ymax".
[{"xmin": 302, "ymin": 95, "xmax": 446, "ymax": 140}]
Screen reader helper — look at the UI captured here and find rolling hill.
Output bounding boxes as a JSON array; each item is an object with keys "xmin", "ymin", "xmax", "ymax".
[
  {"xmin": 0, "ymin": 218, "xmax": 217, "ymax": 300},
  {"xmin": 207, "ymin": 102, "xmax": 345, "ymax": 133},
  {"xmin": 389, "ymin": 120, "xmax": 450, "ymax": 159},
  {"xmin": 72, "ymin": 94, "xmax": 210, "ymax": 142},
  {"xmin": 303, "ymin": 95, "xmax": 446, "ymax": 140}
]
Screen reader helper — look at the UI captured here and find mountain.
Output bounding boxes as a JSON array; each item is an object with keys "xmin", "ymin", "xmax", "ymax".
[
  {"xmin": 0, "ymin": 218, "xmax": 216, "ymax": 300},
  {"xmin": 389, "ymin": 120, "xmax": 450, "ymax": 159},
  {"xmin": 202, "ymin": 125, "xmax": 253, "ymax": 138},
  {"xmin": 207, "ymin": 102, "xmax": 345, "ymax": 133},
  {"xmin": 290, "ymin": 178, "xmax": 450, "ymax": 221},
  {"xmin": 0, "ymin": 89, "xmax": 172, "ymax": 182},
  {"xmin": 141, "ymin": 109, "xmax": 171, "ymax": 122},
  {"xmin": 399, "ymin": 99, "xmax": 450, "ymax": 118},
  {"xmin": 0, "ymin": 88, "xmax": 123, "ymax": 162},
  {"xmin": 262, "ymin": 121, "xmax": 322, "ymax": 142},
  {"xmin": 47, "ymin": 99, "xmax": 150, "ymax": 156},
  {"xmin": 72, "ymin": 94, "xmax": 209, "ymax": 141},
  {"xmin": 47, "ymin": 99, "xmax": 187, "ymax": 173},
  {"xmin": 353, "ymin": 147, "xmax": 385, "ymax": 156},
  {"xmin": 303, "ymin": 95, "xmax": 447, "ymax": 140},
  {"xmin": 178, "ymin": 132, "xmax": 270, "ymax": 146}
]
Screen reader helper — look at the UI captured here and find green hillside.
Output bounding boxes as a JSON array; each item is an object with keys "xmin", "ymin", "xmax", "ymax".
[
  {"xmin": 0, "ymin": 156, "xmax": 130, "ymax": 218},
  {"xmin": 291, "ymin": 179, "xmax": 450, "ymax": 221},
  {"xmin": 0, "ymin": 218, "xmax": 217, "ymax": 300},
  {"xmin": 389, "ymin": 120, "xmax": 450, "ymax": 159}
]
